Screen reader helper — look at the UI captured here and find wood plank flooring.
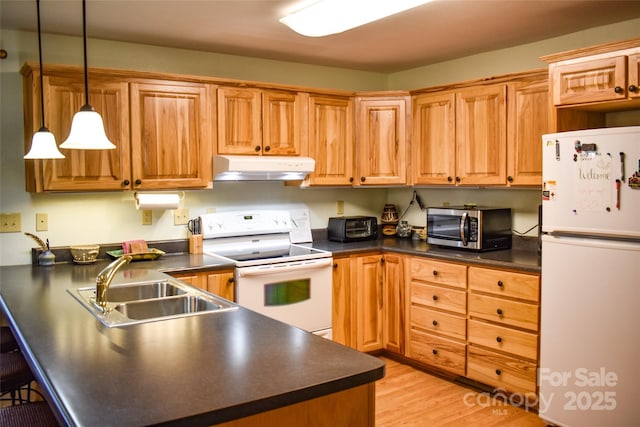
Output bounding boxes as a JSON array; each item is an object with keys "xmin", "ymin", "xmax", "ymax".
[{"xmin": 375, "ymin": 357, "xmax": 546, "ymax": 427}]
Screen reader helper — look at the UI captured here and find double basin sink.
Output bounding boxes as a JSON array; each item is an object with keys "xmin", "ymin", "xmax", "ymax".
[{"xmin": 71, "ymin": 278, "xmax": 237, "ymax": 327}]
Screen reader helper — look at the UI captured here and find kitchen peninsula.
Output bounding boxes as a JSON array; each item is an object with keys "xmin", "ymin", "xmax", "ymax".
[{"xmin": 0, "ymin": 261, "xmax": 384, "ymax": 426}]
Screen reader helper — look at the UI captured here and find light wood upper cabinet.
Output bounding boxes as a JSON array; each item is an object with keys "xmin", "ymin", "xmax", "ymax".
[
  {"xmin": 411, "ymin": 92, "xmax": 456, "ymax": 185},
  {"xmin": 506, "ymin": 77, "xmax": 549, "ymax": 186},
  {"xmin": 24, "ymin": 72, "xmax": 131, "ymax": 192},
  {"xmin": 355, "ymin": 95, "xmax": 409, "ymax": 186},
  {"xmin": 303, "ymin": 95, "xmax": 355, "ymax": 186},
  {"xmin": 130, "ymin": 81, "xmax": 211, "ymax": 189},
  {"xmin": 455, "ymin": 84, "xmax": 507, "ymax": 186},
  {"xmin": 217, "ymin": 87, "xmax": 303, "ymax": 156}
]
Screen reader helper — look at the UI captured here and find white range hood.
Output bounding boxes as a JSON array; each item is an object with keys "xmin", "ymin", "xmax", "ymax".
[{"xmin": 213, "ymin": 155, "xmax": 315, "ymax": 181}]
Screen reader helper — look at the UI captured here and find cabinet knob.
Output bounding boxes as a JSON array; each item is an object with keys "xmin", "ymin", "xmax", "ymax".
[
  {"xmin": 122, "ymin": 180, "xmax": 130, "ymax": 186},
  {"xmin": 134, "ymin": 179, "xmax": 142, "ymax": 186},
  {"xmin": 614, "ymin": 86, "xmax": 624, "ymax": 94},
  {"xmin": 497, "ymin": 280, "xmax": 503, "ymax": 287},
  {"xmin": 629, "ymin": 85, "xmax": 639, "ymax": 93},
  {"xmin": 432, "ymin": 270, "xmax": 438, "ymax": 276},
  {"xmin": 495, "ymin": 369, "xmax": 502, "ymax": 375},
  {"xmin": 432, "ymin": 320, "xmax": 438, "ymax": 326},
  {"xmin": 455, "ymin": 176, "xmax": 461, "ymax": 183},
  {"xmin": 496, "ymin": 336, "xmax": 503, "ymax": 343},
  {"xmin": 349, "ymin": 177, "xmax": 354, "ymax": 183},
  {"xmin": 254, "ymin": 145, "xmax": 261, "ymax": 152},
  {"xmin": 227, "ymin": 277, "xmax": 234, "ymax": 284},
  {"xmin": 264, "ymin": 145, "xmax": 271, "ymax": 152},
  {"xmin": 432, "ymin": 295, "xmax": 439, "ymax": 301},
  {"xmin": 333, "ymin": 263, "xmax": 338, "ymax": 269},
  {"xmin": 447, "ymin": 176, "xmax": 453, "ymax": 182},
  {"xmin": 360, "ymin": 176, "xmax": 366, "ymax": 182},
  {"xmin": 496, "ymin": 308, "xmax": 503, "ymax": 316},
  {"xmin": 432, "ymin": 349, "xmax": 438, "ymax": 355},
  {"xmin": 507, "ymin": 176, "xmax": 513, "ymax": 183}
]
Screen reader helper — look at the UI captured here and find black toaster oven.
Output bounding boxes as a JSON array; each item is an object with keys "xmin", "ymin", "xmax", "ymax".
[{"xmin": 328, "ymin": 216, "xmax": 378, "ymax": 243}]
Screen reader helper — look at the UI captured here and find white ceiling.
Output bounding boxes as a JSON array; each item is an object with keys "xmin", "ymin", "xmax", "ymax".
[{"xmin": 2, "ymin": 0, "xmax": 640, "ymax": 73}]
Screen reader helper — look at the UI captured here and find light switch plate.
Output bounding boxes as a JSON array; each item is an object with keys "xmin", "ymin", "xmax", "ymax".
[
  {"xmin": 36, "ymin": 213, "xmax": 48, "ymax": 231},
  {"xmin": 174, "ymin": 208, "xmax": 189, "ymax": 225},
  {"xmin": 1, "ymin": 213, "xmax": 22, "ymax": 233},
  {"xmin": 336, "ymin": 200, "xmax": 344, "ymax": 215},
  {"xmin": 141, "ymin": 210, "xmax": 152, "ymax": 225}
]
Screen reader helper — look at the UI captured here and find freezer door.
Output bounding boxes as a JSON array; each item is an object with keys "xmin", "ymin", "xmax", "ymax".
[
  {"xmin": 541, "ymin": 126, "xmax": 640, "ymax": 239},
  {"xmin": 539, "ymin": 234, "xmax": 640, "ymax": 426}
]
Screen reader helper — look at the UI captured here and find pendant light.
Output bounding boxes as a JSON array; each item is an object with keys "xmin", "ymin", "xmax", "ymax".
[
  {"xmin": 24, "ymin": 0, "xmax": 65, "ymax": 159},
  {"xmin": 60, "ymin": 0, "xmax": 115, "ymax": 150}
]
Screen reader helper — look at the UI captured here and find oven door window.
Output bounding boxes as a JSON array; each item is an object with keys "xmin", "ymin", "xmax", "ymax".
[{"xmin": 264, "ymin": 279, "xmax": 311, "ymax": 306}]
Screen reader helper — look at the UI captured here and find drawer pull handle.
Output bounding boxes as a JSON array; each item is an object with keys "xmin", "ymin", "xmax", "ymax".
[
  {"xmin": 629, "ymin": 85, "xmax": 639, "ymax": 93},
  {"xmin": 432, "ymin": 270, "xmax": 439, "ymax": 276},
  {"xmin": 495, "ymin": 369, "xmax": 502, "ymax": 375},
  {"xmin": 432, "ymin": 349, "xmax": 438, "ymax": 355},
  {"xmin": 496, "ymin": 308, "xmax": 503, "ymax": 316},
  {"xmin": 497, "ymin": 280, "xmax": 503, "ymax": 287},
  {"xmin": 432, "ymin": 320, "xmax": 438, "ymax": 326},
  {"xmin": 614, "ymin": 86, "xmax": 624, "ymax": 94},
  {"xmin": 496, "ymin": 336, "xmax": 502, "ymax": 343},
  {"xmin": 432, "ymin": 295, "xmax": 439, "ymax": 301}
]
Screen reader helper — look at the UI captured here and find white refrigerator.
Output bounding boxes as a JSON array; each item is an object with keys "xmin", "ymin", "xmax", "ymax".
[{"xmin": 539, "ymin": 126, "xmax": 640, "ymax": 427}]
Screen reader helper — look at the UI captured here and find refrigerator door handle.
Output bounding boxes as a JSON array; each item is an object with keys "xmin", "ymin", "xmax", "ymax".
[{"xmin": 460, "ymin": 212, "xmax": 468, "ymax": 246}]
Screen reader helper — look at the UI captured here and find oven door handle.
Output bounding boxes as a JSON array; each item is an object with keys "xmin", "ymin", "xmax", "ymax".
[
  {"xmin": 459, "ymin": 212, "xmax": 468, "ymax": 246},
  {"xmin": 236, "ymin": 258, "xmax": 333, "ymax": 277}
]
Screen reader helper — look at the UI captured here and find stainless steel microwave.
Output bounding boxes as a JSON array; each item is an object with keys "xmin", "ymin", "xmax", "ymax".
[{"xmin": 427, "ymin": 206, "xmax": 512, "ymax": 251}]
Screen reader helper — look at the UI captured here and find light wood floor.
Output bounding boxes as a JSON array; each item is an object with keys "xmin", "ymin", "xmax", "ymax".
[{"xmin": 375, "ymin": 357, "xmax": 547, "ymax": 427}]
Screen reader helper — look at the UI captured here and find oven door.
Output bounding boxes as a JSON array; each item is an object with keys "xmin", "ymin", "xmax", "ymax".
[{"xmin": 235, "ymin": 257, "xmax": 333, "ymax": 335}]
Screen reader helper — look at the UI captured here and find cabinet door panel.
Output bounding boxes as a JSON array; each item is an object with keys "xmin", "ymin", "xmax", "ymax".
[
  {"xmin": 43, "ymin": 75, "xmax": 130, "ymax": 191},
  {"xmin": 507, "ymin": 79, "xmax": 548, "ymax": 186},
  {"xmin": 331, "ymin": 257, "xmax": 352, "ymax": 347},
  {"xmin": 356, "ymin": 98, "xmax": 407, "ymax": 185},
  {"xmin": 217, "ymin": 87, "xmax": 262, "ymax": 154},
  {"xmin": 131, "ymin": 82, "xmax": 210, "ymax": 189},
  {"xmin": 411, "ymin": 92, "xmax": 456, "ymax": 185},
  {"xmin": 262, "ymin": 91, "xmax": 301, "ymax": 155},
  {"xmin": 206, "ymin": 271, "xmax": 235, "ymax": 301},
  {"xmin": 355, "ymin": 255, "xmax": 383, "ymax": 352},
  {"xmin": 306, "ymin": 96, "xmax": 354, "ymax": 186},
  {"xmin": 551, "ymin": 56, "xmax": 627, "ymax": 105},
  {"xmin": 456, "ymin": 85, "xmax": 507, "ymax": 185},
  {"xmin": 630, "ymin": 53, "xmax": 640, "ymax": 100},
  {"xmin": 382, "ymin": 254, "xmax": 404, "ymax": 354}
]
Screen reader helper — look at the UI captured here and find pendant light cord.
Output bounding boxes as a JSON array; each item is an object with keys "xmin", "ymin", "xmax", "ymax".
[
  {"xmin": 81, "ymin": 0, "xmax": 90, "ymax": 110},
  {"xmin": 36, "ymin": 0, "xmax": 46, "ymax": 130}
]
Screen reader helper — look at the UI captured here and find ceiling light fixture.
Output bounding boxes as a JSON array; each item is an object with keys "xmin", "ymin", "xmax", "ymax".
[
  {"xmin": 60, "ymin": 0, "xmax": 115, "ymax": 150},
  {"xmin": 280, "ymin": 0, "xmax": 433, "ymax": 37},
  {"xmin": 24, "ymin": 0, "xmax": 65, "ymax": 159}
]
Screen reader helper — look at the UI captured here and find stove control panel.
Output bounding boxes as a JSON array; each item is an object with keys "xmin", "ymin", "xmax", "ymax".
[{"xmin": 200, "ymin": 210, "xmax": 292, "ymax": 238}]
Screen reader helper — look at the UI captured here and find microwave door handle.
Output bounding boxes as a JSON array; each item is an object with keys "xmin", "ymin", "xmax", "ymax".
[{"xmin": 459, "ymin": 212, "xmax": 468, "ymax": 246}]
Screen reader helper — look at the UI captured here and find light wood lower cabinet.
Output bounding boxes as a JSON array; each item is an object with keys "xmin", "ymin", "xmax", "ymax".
[
  {"xmin": 169, "ymin": 270, "xmax": 235, "ymax": 302},
  {"xmin": 406, "ymin": 258, "xmax": 467, "ymax": 376},
  {"xmin": 404, "ymin": 257, "xmax": 541, "ymax": 396}
]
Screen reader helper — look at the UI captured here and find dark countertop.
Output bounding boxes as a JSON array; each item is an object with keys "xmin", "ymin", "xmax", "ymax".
[
  {"xmin": 312, "ymin": 235, "xmax": 541, "ymax": 274},
  {"xmin": 0, "ymin": 263, "xmax": 384, "ymax": 426}
]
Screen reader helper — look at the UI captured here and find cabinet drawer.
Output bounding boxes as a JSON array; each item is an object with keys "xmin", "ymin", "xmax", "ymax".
[
  {"xmin": 467, "ymin": 345, "xmax": 537, "ymax": 395},
  {"xmin": 411, "ymin": 305, "xmax": 466, "ymax": 340},
  {"xmin": 468, "ymin": 267, "xmax": 539, "ymax": 302},
  {"xmin": 468, "ymin": 294, "xmax": 538, "ymax": 331},
  {"xmin": 408, "ymin": 330, "xmax": 466, "ymax": 376},
  {"xmin": 411, "ymin": 282, "xmax": 467, "ymax": 315},
  {"xmin": 410, "ymin": 258, "xmax": 467, "ymax": 289},
  {"xmin": 468, "ymin": 320, "xmax": 538, "ymax": 360}
]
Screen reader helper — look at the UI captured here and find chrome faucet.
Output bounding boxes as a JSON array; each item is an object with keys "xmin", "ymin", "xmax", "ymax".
[{"xmin": 95, "ymin": 255, "xmax": 132, "ymax": 310}]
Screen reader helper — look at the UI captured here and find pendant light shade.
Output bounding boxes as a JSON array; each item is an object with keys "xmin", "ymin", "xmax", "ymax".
[
  {"xmin": 60, "ymin": 0, "xmax": 115, "ymax": 150},
  {"xmin": 24, "ymin": 0, "xmax": 65, "ymax": 159}
]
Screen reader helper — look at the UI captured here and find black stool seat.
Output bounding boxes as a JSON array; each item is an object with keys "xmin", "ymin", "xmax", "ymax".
[
  {"xmin": 1, "ymin": 327, "xmax": 19, "ymax": 353},
  {"xmin": 1, "ymin": 350, "xmax": 35, "ymax": 403},
  {"xmin": 0, "ymin": 401, "xmax": 59, "ymax": 426}
]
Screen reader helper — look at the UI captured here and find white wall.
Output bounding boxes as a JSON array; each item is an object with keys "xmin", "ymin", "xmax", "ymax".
[{"xmin": 2, "ymin": 19, "xmax": 639, "ymax": 266}]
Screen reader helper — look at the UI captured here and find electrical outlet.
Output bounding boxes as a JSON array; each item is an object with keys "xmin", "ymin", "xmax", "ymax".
[
  {"xmin": 141, "ymin": 210, "xmax": 153, "ymax": 225},
  {"xmin": 0, "ymin": 213, "xmax": 22, "ymax": 233},
  {"xmin": 36, "ymin": 213, "xmax": 48, "ymax": 231},
  {"xmin": 336, "ymin": 200, "xmax": 344, "ymax": 215},
  {"xmin": 174, "ymin": 208, "xmax": 189, "ymax": 225}
]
